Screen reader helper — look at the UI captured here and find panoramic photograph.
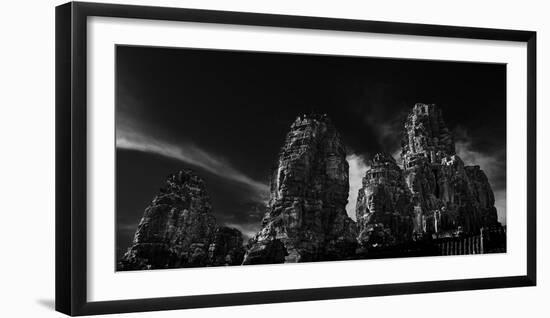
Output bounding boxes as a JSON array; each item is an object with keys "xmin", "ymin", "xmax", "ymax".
[{"xmin": 115, "ymin": 45, "xmax": 507, "ymax": 271}]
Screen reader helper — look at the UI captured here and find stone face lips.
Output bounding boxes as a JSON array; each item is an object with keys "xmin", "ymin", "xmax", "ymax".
[
  {"xmin": 399, "ymin": 103, "xmax": 500, "ymax": 238},
  {"xmin": 356, "ymin": 153, "xmax": 414, "ymax": 247},
  {"xmin": 243, "ymin": 114, "xmax": 357, "ymax": 264},
  {"xmin": 118, "ymin": 170, "xmax": 245, "ymax": 270}
]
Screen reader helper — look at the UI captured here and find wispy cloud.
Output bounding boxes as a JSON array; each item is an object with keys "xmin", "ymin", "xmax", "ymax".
[
  {"xmin": 346, "ymin": 154, "xmax": 370, "ymax": 220},
  {"xmin": 117, "ymin": 125, "xmax": 270, "ymax": 202}
]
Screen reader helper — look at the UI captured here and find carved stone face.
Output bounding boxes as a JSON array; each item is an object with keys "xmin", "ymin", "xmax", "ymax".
[{"xmin": 366, "ymin": 193, "xmax": 376, "ymax": 212}]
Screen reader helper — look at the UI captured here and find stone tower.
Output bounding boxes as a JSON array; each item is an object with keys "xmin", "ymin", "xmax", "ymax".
[
  {"xmin": 400, "ymin": 103, "xmax": 500, "ymax": 237},
  {"xmin": 355, "ymin": 153, "xmax": 414, "ymax": 247},
  {"xmin": 118, "ymin": 170, "xmax": 245, "ymax": 270},
  {"xmin": 243, "ymin": 114, "xmax": 357, "ymax": 264}
]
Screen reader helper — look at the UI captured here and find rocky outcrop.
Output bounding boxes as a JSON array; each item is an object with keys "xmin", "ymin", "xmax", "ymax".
[
  {"xmin": 243, "ymin": 114, "xmax": 357, "ymax": 263},
  {"xmin": 355, "ymin": 153, "xmax": 414, "ymax": 247},
  {"xmin": 399, "ymin": 103, "xmax": 500, "ymax": 238},
  {"xmin": 118, "ymin": 170, "xmax": 245, "ymax": 270}
]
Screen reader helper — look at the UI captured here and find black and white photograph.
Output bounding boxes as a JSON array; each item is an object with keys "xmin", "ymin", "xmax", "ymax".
[
  {"xmin": 1, "ymin": 0, "xmax": 545, "ymax": 317},
  {"xmin": 115, "ymin": 45, "xmax": 507, "ymax": 271}
]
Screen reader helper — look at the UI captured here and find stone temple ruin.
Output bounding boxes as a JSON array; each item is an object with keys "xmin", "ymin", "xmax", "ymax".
[
  {"xmin": 401, "ymin": 103, "xmax": 501, "ymax": 238},
  {"xmin": 118, "ymin": 103, "xmax": 505, "ymax": 270},
  {"xmin": 354, "ymin": 103, "xmax": 504, "ymax": 258}
]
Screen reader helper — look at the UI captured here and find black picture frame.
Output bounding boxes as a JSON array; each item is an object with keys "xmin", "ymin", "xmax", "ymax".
[{"xmin": 55, "ymin": 1, "xmax": 537, "ymax": 316}]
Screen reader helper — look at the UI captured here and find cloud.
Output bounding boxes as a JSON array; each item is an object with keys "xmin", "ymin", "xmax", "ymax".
[
  {"xmin": 346, "ymin": 154, "xmax": 370, "ymax": 220},
  {"xmin": 117, "ymin": 125, "xmax": 270, "ymax": 202},
  {"xmin": 455, "ymin": 141, "xmax": 505, "ymax": 185},
  {"xmin": 223, "ymin": 222, "xmax": 261, "ymax": 241},
  {"xmin": 364, "ymin": 116, "xmax": 402, "ymax": 151},
  {"xmin": 356, "ymin": 107, "xmax": 409, "ymax": 160},
  {"xmin": 391, "ymin": 149, "xmax": 403, "ymax": 168}
]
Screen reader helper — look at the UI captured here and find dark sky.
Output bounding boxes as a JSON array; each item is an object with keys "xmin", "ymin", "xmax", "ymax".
[{"xmin": 115, "ymin": 45, "xmax": 506, "ymax": 259}]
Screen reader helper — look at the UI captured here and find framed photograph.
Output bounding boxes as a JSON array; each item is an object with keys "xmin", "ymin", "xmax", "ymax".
[{"xmin": 55, "ymin": 1, "xmax": 536, "ymax": 316}]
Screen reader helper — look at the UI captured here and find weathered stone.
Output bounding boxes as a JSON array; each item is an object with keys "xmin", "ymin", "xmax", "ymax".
[
  {"xmin": 401, "ymin": 103, "xmax": 455, "ymax": 166},
  {"xmin": 118, "ymin": 170, "xmax": 245, "ymax": 270},
  {"xmin": 243, "ymin": 114, "xmax": 357, "ymax": 263},
  {"xmin": 242, "ymin": 239, "xmax": 288, "ymax": 265},
  {"xmin": 120, "ymin": 103, "xmax": 504, "ymax": 267},
  {"xmin": 465, "ymin": 165, "xmax": 499, "ymax": 227},
  {"xmin": 399, "ymin": 103, "xmax": 500, "ymax": 238},
  {"xmin": 355, "ymin": 153, "xmax": 414, "ymax": 247},
  {"xmin": 208, "ymin": 226, "xmax": 246, "ymax": 266}
]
